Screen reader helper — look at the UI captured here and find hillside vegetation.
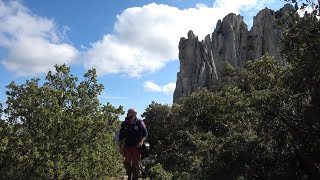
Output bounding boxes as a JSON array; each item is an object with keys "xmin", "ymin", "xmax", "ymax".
[
  {"xmin": 0, "ymin": 1, "xmax": 319, "ymax": 179},
  {"xmin": 142, "ymin": 4, "xmax": 320, "ymax": 179}
]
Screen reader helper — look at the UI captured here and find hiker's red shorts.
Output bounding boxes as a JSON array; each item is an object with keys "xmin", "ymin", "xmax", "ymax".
[{"xmin": 123, "ymin": 146, "xmax": 141, "ymax": 165}]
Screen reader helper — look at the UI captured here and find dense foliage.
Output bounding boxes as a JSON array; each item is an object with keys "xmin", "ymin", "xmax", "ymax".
[
  {"xmin": 142, "ymin": 4, "xmax": 320, "ymax": 178},
  {"xmin": 0, "ymin": 65, "xmax": 124, "ymax": 179},
  {"xmin": 0, "ymin": 1, "xmax": 319, "ymax": 179}
]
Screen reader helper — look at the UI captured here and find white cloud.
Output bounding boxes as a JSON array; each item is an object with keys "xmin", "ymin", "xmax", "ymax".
[
  {"xmin": 297, "ymin": 5, "xmax": 315, "ymax": 17},
  {"xmin": 0, "ymin": 1, "xmax": 78, "ymax": 76},
  {"xmin": 84, "ymin": 0, "xmax": 276, "ymax": 77},
  {"xmin": 143, "ymin": 81, "xmax": 176, "ymax": 95},
  {"xmin": 162, "ymin": 83, "xmax": 176, "ymax": 95},
  {"xmin": 99, "ymin": 95, "xmax": 128, "ymax": 100},
  {"xmin": 143, "ymin": 81, "xmax": 162, "ymax": 92},
  {"xmin": 99, "ymin": 92, "xmax": 128, "ymax": 100}
]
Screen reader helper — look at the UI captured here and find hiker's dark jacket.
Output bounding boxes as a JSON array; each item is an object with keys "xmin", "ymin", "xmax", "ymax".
[{"xmin": 119, "ymin": 117, "xmax": 148, "ymax": 147}]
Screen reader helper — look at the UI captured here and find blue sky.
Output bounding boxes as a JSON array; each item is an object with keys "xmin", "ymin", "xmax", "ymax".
[{"xmin": 0, "ymin": 0, "xmax": 286, "ymax": 119}]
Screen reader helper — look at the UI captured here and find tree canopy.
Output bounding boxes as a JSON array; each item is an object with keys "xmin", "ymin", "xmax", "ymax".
[
  {"xmin": 0, "ymin": 65, "xmax": 124, "ymax": 179},
  {"xmin": 0, "ymin": 1, "xmax": 319, "ymax": 179},
  {"xmin": 142, "ymin": 2, "xmax": 320, "ymax": 178}
]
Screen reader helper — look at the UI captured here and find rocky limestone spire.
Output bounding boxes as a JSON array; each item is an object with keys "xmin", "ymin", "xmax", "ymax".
[
  {"xmin": 211, "ymin": 13, "xmax": 248, "ymax": 75},
  {"xmin": 173, "ymin": 5, "xmax": 291, "ymax": 103},
  {"xmin": 173, "ymin": 30, "xmax": 218, "ymax": 102},
  {"xmin": 246, "ymin": 8, "xmax": 283, "ymax": 62}
]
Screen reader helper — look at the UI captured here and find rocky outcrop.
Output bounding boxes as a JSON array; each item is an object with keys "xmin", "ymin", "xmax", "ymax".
[
  {"xmin": 247, "ymin": 8, "xmax": 283, "ymax": 62},
  {"xmin": 173, "ymin": 31, "xmax": 218, "ymax": 102},
  {"xmin": 211, "ymin": 13, "xmax": 248, "ymax": 76},
  {"xmin": 173, "ymin": 5, "xmax": 292, "ymax": 102}
]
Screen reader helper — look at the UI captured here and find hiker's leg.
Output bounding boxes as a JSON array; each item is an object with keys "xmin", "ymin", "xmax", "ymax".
[
  {"xmin": 131, "ymin": 165, "xmax": 139, "ymax": 180},
  {"xmin": 125, "ymin": 164, "xmax": 132, "ymax": 180},
  {"xmin": 123, "ymin": 147, "xmax": 133, "ymax": 177},
  {"xmin": 132, "ymin": 147, "xmax": 142, "ymax": 179}
]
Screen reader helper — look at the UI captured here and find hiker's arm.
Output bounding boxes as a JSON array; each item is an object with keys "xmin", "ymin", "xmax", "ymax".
[
  {"xmin": 118, "ymin": 124, "xmax": 125, "ymax": 152},
  {"xmin": 137, "ymin": 121, "xmax": 148, "ymax": 147},
  {"xmin": 119, "ymin": 139, "xmax": 124, "ymax": 149},
  {"xmin": 139, "ymin": 137, "xmax": 146, "ymax": 145},
  {"xmin": 118, "ymin": 140, "xmax": 125, "ymax": 155}
]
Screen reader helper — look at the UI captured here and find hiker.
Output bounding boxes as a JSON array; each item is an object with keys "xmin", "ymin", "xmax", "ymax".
[{"xmin": 119, "ymin": 108, "xmax": 148, "ymax": 180}]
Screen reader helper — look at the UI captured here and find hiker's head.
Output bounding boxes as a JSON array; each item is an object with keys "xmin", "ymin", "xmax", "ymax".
[{"xmin": 127, "ymin": 108, "xmax": 137, "ymax": 119}]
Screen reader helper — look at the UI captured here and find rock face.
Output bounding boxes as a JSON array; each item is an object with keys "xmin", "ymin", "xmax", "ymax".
[
  {"xmin": 247, "ymin": 8, "xmax": 284, "ymax": 62},
  {"xmin": 173, "ymin": 31, "xmax": 219, "ymax": 102},
  {"xmin": 211, "ymin": 13, "xmax": 249, "ymax": 76},
  {"xmin": 173, "ymin": 5, "xmax": 291, "ymax": 102}
]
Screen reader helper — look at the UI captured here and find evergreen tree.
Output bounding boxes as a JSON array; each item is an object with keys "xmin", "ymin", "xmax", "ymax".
[{"xmin": 0, "ymin": 65, "xmax": 124, "ymax": 179}]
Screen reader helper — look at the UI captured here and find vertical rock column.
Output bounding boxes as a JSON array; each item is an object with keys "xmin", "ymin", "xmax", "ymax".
[
  {"xmin": 211, "ymin": 13, "xmax": 248, "ymax": 75},
  {"xmin": 173, "ymin": 5, "xmax": 291, "ymax": 103},
  {"xmin": 173, "ymin": 31, "xmax": 218, "ymax": 102}
]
